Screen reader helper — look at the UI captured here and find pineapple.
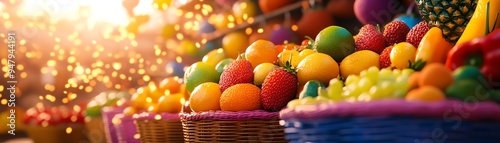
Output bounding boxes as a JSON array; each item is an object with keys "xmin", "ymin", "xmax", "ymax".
[{"xmin": 416, "ymin": 0, "xmax": 478, "ymax": 43}]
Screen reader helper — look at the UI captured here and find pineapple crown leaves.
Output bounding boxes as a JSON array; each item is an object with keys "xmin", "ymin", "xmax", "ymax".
[
  {"xmin": 486, "ymin": 1, "xmax": 499, "ymax": 35},
  {"xmin": 408, "ymin": 59, "xmax": 427, "ymax": 71}
]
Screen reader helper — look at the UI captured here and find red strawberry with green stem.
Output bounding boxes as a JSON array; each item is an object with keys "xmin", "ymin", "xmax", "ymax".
[
  {"xmin": 219, "ymin": 58, "xmax": 254, "ymax": 92},
  {"xmin": 355, "ymin": 24, "xmax": 386, "ymax": 54},
  {"xmin": 260, "ymin": 60, "xmax": 298, "ymax": 111}
]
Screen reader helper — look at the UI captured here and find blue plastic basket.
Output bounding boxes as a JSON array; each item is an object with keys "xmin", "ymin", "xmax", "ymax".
[{"xmin": 280, "ymin": 99, "xmax": 500, "ymax": 143}]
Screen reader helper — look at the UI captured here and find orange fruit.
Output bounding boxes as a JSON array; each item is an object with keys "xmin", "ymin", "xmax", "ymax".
[
  {"xmin": 220, "ymin": 83, "xmax": 261, "ymax": 111},
  {"xmin": 405, "ymin": 86, "xmax": 446, "ymax": 102},
  {"xmin": 222, "ymin": 32, "xmax": 249, "ymax": 59},
  {"xmin": 159, "ymin": 77, "xmax": 181, "ymax": 94},
  {"xmin": 245, "ymin": 40, "xmax": 278, "ymax": 68},
  {"xmin": 408, "ymin": 72, "xmax": 421, "ymax": 89},
  {"xmin": 189, "ymin": 82, "xmax": 222, "ymax": 112},
  {"xmin": 419, "ymin": 63, "xmax": 453, "ymax": 90},
  {"xmin": 297, "ymin": 53, "xmax": 339, "ymax": 86},
  {"xmin": 130, "ymin": 88, "xmax": 149, "ymax": 110},
  {"xmin": 339, "ymin": 50, "xmax": 380, "ymax": 79},
  {"xmin": 157, "ymin": 93, "xmax": 185, "ymax": 113}
]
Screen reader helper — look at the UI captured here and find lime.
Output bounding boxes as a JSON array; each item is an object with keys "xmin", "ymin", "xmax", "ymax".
[
  {"xmin": 313, "ymin": 26, "xmax": 355, "ymax": 62},
  {"xmin": 216, "ymin": 58, "xmax": 235, "ymax": 75},
  {"xmin": 184, "ymin": 62, "xmax": 220, "ymax": 93}
]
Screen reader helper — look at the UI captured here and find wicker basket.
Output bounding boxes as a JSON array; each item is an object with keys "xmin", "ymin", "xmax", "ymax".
[
  {"xmin": 113, "ymin": 113, "xmax": 140, "ymax": 143},
  {"xmin": 25, "ymin": 124, "xmax": 87, "ymax": 143},
  {"xmin": 101, "ymin": 107, "xmax": 124, "ymax": 143},
  {"xmin": 85, "ymin": 116, "xmax": 107, "ymax": 143},
  {"xmin": 180, "ymin": 110, "xmax": 286, "ymax": 143},
  {"xmin": 134, "ymin": 112, "xmax": 184, "ymax": 143},
  {"xmin": 280, "ymin": 99, "xmax": 500, "ymax": 143}
]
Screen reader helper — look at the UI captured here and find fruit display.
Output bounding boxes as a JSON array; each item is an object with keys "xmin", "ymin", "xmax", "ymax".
[{"xmin": 6, "ymin": 0, "xmax": 500, "ymax": 142}]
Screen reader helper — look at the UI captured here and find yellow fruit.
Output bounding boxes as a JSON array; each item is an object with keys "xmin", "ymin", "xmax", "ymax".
[
  {"xmin": 157, "ymin": 93, "xmax": 185, "ymax": 113},
  {"xmin": 245, "ymin": 40, "xmax": 278, "ymax": 68},
  {"xmin": 220, "ymin": 84, "xmax": 261, "ymax": 111},
  {"xmin": 233, "ymin": 0, "xmax": 258, "ymax": 20},
  {"xmin": 278, "ymin": 50, "xmax": 300, "ymax": 67},
  {"xmin": 340, "ymin": 50, "xmax": 380, "ymax": 79},
  {"xmin": 202, "ymin": 48, "xmax": 227, "ymax": 68},
  {"xmin": 222, "ymin": 32, "xmax": 249, "ymax": 59},
  {"xmin": 123, "ymin": 107, "xmax": 137, "ymax": 116},
  {"xmin": 390, "ymin": 42, "xmax": 417, "ymax": 69},
  {"xmin": 299, "ymin": 49, "xmax": 316, "ymax": 59},
  {"xmin": 253, "ymin": 63, "xmax": 278, "ymax": 86},
  {"xmin": 297, "ymin": 53, "xmax": 339, "ymax": 86},
  {"xmin": 189, "ymin": 82, "xmax": 222, "ymax": 112}
]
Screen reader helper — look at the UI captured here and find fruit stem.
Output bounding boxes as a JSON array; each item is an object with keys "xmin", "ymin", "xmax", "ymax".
[
  {"xmin": 486, "ymin": 1, "xmax": 491, "ymax": 35},
  {"xmin": 305, "ymin": 36, "xmax": 315, "ymax": 43}
]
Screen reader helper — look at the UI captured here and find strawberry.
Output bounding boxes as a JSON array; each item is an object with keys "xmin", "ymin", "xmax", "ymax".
[
  {"xmin": 383, "ymin": 21, "xmax": 410, "ymax": 46},
  {"xmin": 219, "ymin": 59, "xmax": 254, "ymax": 92},
  {"xmin": 355, "ymin": 24, "xmax": 386, "ymax": 54},
  {"xmin": 260, "ymin": 62, "xmax": 298, "ymax": 111},
  {"xmin": 406, "ymin": 21, "xmax": 430, "ymax": 47},
  {"xmin": 379, "ymin": 46, "xmax": 393, "ymax": 68}
]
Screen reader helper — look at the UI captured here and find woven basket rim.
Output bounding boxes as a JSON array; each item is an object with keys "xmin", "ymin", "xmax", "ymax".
[
  {"xmin": 180, "ymin": 110, "xmax": 279, "ymax": 121},
  {"xmin": 133, "ymin": 112, "xmax": 180, "ymax": 121},
  {"xmin": 280, "ymin": 99, "xmax": 500, "ymax": 121}
]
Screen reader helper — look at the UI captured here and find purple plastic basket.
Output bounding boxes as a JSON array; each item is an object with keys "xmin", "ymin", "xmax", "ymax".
[
  {"xmin": 113, "ymin": 113, "xmax": 140, "ymax": 143},
  {"xmin": 280, "ymin": 99, "xmax": 500, "ymax": 143},
  {"xmin": 101, "ymin": 107, "xmax": 124, "ymax": 143}
]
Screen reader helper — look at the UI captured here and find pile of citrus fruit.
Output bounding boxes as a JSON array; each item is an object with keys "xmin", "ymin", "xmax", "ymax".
[{"xmin": 122, "ymin": 77, "xmax": 186, "ymax": 116}]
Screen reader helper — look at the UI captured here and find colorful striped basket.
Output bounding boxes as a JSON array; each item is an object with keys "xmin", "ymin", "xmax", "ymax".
[
  {"xmin": 113, "ymin": 113, "xmax": 140, "ymax": 143},
  {"xmin": 101, "ymin": 107, "xmax": 124, "ymax": 143},
  {"xmin": 133, "ymin": 112, "xmax": 184, "ymax": 143},
  {"xmin": 280, "ymin": 99, "xmax": 500, "ymax": 143},
  {"xmin": 180, "ymin": 110, "xmax": 286, "ymax": 143}
]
